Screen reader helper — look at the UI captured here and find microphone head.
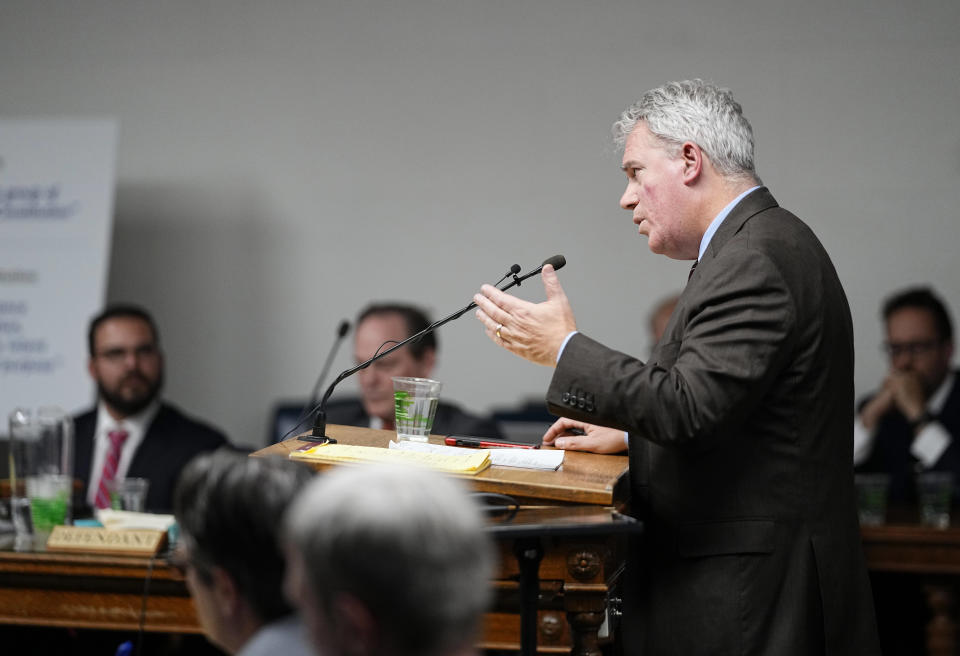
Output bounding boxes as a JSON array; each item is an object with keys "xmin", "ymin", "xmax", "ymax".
[
  {"xmin": 337, "ymin": 320, "xmax": 351, "ymax": 337},
  {"xmin": 542, "ymin": 254, "xmax": 566, "ymax": 271},
  {"xmin": 509, "ymin": 263, "xmax": 521, "ymax": 274}
]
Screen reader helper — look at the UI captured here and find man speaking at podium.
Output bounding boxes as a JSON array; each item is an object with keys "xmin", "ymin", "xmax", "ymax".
[{"xmin": 473, "ymin": 80, "xmax": 879, "ymax": 655}]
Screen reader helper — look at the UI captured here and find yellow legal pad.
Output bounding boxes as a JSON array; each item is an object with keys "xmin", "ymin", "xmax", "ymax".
[{"xmin": 289, "ymin": 442, "xmax": 491, "ymax": 475}]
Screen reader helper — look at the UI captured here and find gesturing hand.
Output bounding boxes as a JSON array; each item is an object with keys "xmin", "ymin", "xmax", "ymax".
[{"xmin": 472, "ymin": 265, "xmax": 576, "ymax": 366}]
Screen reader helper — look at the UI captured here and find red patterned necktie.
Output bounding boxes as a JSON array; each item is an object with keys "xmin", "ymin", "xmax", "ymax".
[{"xmin": 95, "ymin": 429, "xmax": 129, "ymax": 509}]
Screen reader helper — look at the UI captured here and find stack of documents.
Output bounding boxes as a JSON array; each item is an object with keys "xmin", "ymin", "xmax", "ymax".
[
  {"xmin": 290, "ymin": 442, "xmax": 492, "ymax": 475},
  {"xmin": 389, "ymin": 440, "xmax": 565, "ymax": 471},
  {"xmin": 95, "ymin": 508, "xmax": 176, "ymax": 531}
]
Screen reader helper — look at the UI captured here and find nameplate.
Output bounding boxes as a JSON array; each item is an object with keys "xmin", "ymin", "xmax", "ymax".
[{"xmin": 46, "ymin": 526, "xmax": 168, "ymax": 556}]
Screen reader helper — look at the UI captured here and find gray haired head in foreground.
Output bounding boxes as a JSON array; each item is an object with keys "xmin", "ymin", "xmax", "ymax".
[
  {"xmin": 284, "ymin": 463, "xmax": 495, "ymax": 656},
  {"xmin": 613, "ymin": 79, "xmax": 761, "ymax": 184}
]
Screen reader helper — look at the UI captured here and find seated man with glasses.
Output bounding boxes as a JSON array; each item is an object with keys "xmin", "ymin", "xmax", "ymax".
[
  {"xmin": 855, "ymin": 287, "xmax": 958, "ymax": 504},
  {"xmin": 73, "ymin": 304, "xmax": 230, "ymax": 514},
  {"xmin": 325, "ymin": 303, "xmax": 503, "ymax": 437}
]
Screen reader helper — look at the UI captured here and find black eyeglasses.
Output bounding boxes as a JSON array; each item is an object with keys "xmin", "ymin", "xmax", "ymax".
[
  {"xmin": 881, "ymin": 340, "xmax": 943, "ymax": 359},
  {"xmin": 95, "ymin": 344, "xmax": 159, "ymax": 363}
]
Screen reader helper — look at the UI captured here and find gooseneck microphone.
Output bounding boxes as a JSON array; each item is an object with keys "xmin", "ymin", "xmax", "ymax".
[
  {"xmin": 305, "ymin": 319, "xmax": 351, "ymax": 416},
  {"xmin": 281, "ymin": 320, "xmax": 352, "ymax": 442},
  {"xmin": 301, "ymin": 255, "xmax": 567, "ymax": 443}
]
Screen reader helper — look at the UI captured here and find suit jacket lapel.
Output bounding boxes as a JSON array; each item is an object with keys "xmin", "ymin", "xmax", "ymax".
[
  {"xmin": 73, "ymin": 411, "xmax": 97, "ymax": 488},
  {"xmin": 127, "ymin": 404, "xmax": 169, "ymax": 478},
  {"xmin": 699, "ymin": 186, "xmax": 779, "ymax": 268}
]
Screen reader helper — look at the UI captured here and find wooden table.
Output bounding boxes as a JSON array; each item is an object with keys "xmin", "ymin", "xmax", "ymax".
[
  {"xmin": 0, "ymin": 536, "xmax": 196, "ymax": 633},
  {"xmin": 0, "ymin": 426, "xmax": 632, "ymax": 655},
  {"xmin": 0, "ymin": 509, "xmax": 634, "ymax": 656},
  {"xmin": 861, "ymin": 523, "xmax": 960, "ymax": 656}
]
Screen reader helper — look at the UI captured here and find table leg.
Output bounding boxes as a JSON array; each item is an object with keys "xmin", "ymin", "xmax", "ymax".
[
  {"xmin": 514, "ymin": 537, "xmax": 544, "ymax": 656},
  {"xmin": 924, "ymin": 583, "xmax": 957, "ymax": 656},
  {"xmin": 567, "ymin": 610, "xmax": 605, "ymax": 656}
]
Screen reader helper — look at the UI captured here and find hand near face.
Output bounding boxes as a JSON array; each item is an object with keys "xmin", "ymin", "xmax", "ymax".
[
  {"xmin": 885, "ymin": 370, "xmax": 927, "ymax": 422},
  {"xmin": 473, "ymin": 265, "xmax": 576, "ymax": 366},
  {"xmin": 858, "ymin": 385, "xmax": 895, "ymax": 431},
  {"xmin": 542, "ymin": 418, "xmax": 627, "ymax": 454}
]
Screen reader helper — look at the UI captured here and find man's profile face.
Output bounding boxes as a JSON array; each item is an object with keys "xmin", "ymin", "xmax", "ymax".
[
  {"xmin": 885, "ymin": 307, "xmax": 954, "ymax": 396},
  {"xmin": 176, "ymin": 543, "xmax": 228, "ymax": 652},
  {"xmin": 354, "ymin": 313, "xmax": 435, "ymax": 422},
  {"xmin": 283, "ymin": 542, "xmax": 337, "ymax": 656},
  {"xmin": 619, "ymin": 124, "xmax": 700, "ymax": 260},
  {"xmin": 87, "ymin": 317, "xmax": 163, "ymax": 418}
]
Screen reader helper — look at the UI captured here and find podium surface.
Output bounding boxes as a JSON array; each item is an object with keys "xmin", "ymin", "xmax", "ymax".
[
  {"xmin": 253, "ymin": 424, "xmax": 630, "ymax": 508},
  {"xmin": 255, "ymin": 425, "xmax": 634, "ymax": 655}
]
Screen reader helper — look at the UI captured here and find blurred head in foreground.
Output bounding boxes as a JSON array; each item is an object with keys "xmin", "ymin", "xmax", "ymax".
[
  {"xmin": 174, "ymin": 450, "xmax": 314, "ymax": 655},
  {"xmin": 284, "ymin": 464, "xmax": 496, "ymax": 656}
]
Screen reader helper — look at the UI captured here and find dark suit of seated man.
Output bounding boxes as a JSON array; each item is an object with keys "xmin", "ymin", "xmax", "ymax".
[
  {"xmin": 326, "ymin": 303, "xmax": 504, "ymax": 438},
  {"xmin": 853, "ymin": 287, "xmax": 958, "ymax": 655},
  {"xmin": 73, "ymin": 304, "xmax": 229, "ymax": 514},
  {"xmin": 855, "ymin": 287, "xmax": 959, "ymax": 504}
]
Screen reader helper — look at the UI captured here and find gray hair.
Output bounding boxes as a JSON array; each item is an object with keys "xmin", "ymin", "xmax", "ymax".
[
  {"xmin": 613, "ymin": 79, "xmax": 760, "ymax": 183},
  {"xmin": 174, "ymin": 450, "xmax": 314, "ymax": 623},
  {"xmin": 285, "ymin": 464, "xmax": 495, "ymax": 656}
]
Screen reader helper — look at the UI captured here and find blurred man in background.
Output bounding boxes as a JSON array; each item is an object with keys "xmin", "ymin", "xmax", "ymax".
[
  {"xmin": 74, "ymin": 304, "xmax": 229, "ymax": 513},
  {"xmin": 326, "ymin": 303, "xmax": 503, "ymax": 438},
  {"xmin": 854, "ymin": 286, "xmax": 958, "ymax": 502}
]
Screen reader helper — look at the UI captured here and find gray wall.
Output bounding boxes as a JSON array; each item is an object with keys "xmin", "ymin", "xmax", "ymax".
[{"xmin": 2, "ymin": 0, "xmax": 958, "ymax": 448}]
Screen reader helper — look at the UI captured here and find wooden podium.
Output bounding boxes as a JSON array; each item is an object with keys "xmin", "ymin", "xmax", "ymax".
[
  {"xmin": 255, "ymin": 425, "xmax": 633, "ymax": 656},
  {"xmin": 255, "ymin": 424, "xmax": 631, "ymax": 508}
]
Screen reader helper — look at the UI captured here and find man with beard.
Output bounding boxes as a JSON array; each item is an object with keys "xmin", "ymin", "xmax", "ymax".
[{"xmin": 73, "ymin": 305, "xmax": 229, "ymax": 513}]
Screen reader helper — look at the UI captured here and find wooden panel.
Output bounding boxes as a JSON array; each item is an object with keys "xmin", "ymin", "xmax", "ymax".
[
  {"xmin": 861, "ymin": 524, "xmax": 960, "ymax": 574},
  {"xmin": 0, "ymin": 549, "xmax": 199, "ymax": 633}
]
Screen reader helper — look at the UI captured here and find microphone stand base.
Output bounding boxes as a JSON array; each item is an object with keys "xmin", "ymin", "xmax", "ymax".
[{"xmin": 300, "ymin": 433, "xmax": 337, "ymax": 444}]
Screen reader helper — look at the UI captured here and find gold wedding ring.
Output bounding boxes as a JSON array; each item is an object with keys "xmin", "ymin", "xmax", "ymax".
[{"xmin": 496, "ymin": 323, "xmax": 503, "ymax": 339}]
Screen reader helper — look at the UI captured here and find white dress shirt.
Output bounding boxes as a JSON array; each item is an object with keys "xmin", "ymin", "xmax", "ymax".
[
  {"xmin": 86, "ymin": 400, "xmax": 160, "ymax": 506},
  {"xmin": 853, "ymin": 372, "xmax": 955, "ymax": 468}
]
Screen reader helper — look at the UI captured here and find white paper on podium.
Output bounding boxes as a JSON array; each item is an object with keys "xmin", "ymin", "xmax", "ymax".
[{"xmin": 389, "ymin": 440, "xmax": 564, "ymax": 471}]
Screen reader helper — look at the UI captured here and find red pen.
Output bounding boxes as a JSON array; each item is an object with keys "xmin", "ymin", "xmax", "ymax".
[{"xmin": 444, "ymin": 436, "xmax": 540, "ymax": 449}]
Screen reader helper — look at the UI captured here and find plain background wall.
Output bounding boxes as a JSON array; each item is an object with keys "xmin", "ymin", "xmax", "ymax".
[{"xmin": 2, "ymin": 0, "xmax": 958, "ymax": 449}]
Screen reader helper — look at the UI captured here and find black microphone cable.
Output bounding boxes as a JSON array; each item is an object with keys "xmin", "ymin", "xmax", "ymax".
[{"xmin": 305, "ymin": 256, "xmax": 565, "ymax": 444}]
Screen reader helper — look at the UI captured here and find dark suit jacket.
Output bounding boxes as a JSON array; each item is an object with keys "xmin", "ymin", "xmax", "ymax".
[
  {"xmin": 856, "ymin": 371, "xmax": 960, "ymax": 504},
  {"xmin": 73, "ymin": 402, "xmax": 230, "ymax": 514},
  {"xmin": 324, "ymin": 398, "xmax": 504, "ymax": 439},
  {"xmin": 546, "ymin": 188, "xmax": 879, "ymax": 655}
]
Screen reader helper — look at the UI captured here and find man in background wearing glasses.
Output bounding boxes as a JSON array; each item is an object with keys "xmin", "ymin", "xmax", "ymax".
[
  {"xmin": 73, "ymin": 304, "xmax": 230, "ymax": 513},
  {"xmin": 855, "ymin": 287, "xmax": 958, "ymax": 503}
]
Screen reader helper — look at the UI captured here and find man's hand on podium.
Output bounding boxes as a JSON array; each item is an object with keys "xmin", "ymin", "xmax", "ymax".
[{"xmin": 543, "ymin": 417, "xmax": 628, "ymax": 454}]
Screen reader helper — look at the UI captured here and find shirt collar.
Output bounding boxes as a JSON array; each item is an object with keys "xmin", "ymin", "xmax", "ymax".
[
  {"xmin": 95, "ymin": 398, "xmax": 161, "ymax": 436},
  {"xmin": 698, "ymin": 185, "xmax": 761, "ymax": 261},
  {"xmin": 929, "ymin": 371, "xmax": 955, "ymax": 415}
]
